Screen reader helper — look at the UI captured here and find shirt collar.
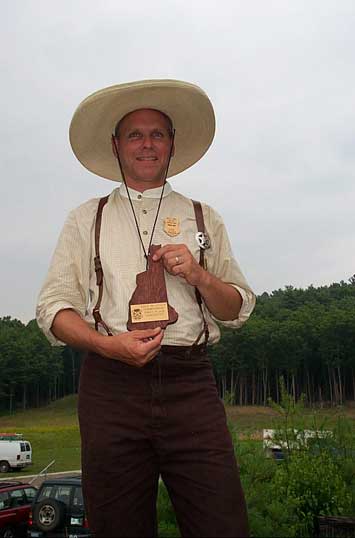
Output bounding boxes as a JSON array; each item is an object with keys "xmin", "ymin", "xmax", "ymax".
[{"xmin": 118, "ymin": 182, "xmax": 172, "ymax": 201}]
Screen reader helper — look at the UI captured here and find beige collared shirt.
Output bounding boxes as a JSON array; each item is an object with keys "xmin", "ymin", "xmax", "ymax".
[{"xmin": 36, "ymin": 183, "xmax": 256, "ymax": 346}]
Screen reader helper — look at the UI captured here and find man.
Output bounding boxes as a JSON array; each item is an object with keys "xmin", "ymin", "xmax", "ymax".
[{"xmin": 37, "ymin": 79, "xmax": 256, "ymax": 537}]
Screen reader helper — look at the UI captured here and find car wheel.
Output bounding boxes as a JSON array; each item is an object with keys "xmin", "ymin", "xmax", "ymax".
[
  {"xmin": 0, "ymin": 461, "xmax": 10, "ymax": 473},
  {"xmin": 1, "ymin": 527, "xmax": 15, "ymax": 538},
  {"xmin": 32, "ymin": 498, "xmax": 66, "ymax": 532}
]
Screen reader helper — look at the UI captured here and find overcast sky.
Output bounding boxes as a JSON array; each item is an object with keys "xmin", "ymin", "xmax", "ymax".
[{"xmin": 1, "ymin": 0, "xmax": 355, "ymax": 323}]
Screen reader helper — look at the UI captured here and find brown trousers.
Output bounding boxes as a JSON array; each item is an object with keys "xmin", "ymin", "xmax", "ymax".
[{"xmin": 78, "ymin": 346, "xmax": 249, "ymax": 538}]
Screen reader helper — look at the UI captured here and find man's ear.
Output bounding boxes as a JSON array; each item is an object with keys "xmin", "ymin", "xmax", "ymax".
[{"xmin": 111, "ymin": 135, "xmax": 119, "ymax": 159}]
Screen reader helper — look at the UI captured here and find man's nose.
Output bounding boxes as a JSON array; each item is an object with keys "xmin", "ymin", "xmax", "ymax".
[{"xmin": 142, "ymin": 135, "xmax": 153, "ymax": 148}]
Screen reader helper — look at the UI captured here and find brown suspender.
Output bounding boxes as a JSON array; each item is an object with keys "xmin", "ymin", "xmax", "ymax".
[
  {"xmin": 192, "ymin": 200, "xmax": 210, "ymax": 347},
  {"xmin": 93, "ymin": 196, "xmax": 209, "ymax": 346},
  {"xmin": 92, "ymin": 195, "xmax": 112, "ymax": 336}
]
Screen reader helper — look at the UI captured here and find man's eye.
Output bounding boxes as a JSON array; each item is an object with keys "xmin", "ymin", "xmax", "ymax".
[
  {"xmin": 128, "ymin": 132, "xmax": 141, "ymax": 139},
  {"xmin": 152, "ymin": 131, "xmax": 164, "ymax": 138}
]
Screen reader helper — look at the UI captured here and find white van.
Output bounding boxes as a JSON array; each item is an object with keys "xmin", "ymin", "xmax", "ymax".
[
  {"xmin": 0, "ymin": 433, "xmax": 32, "ymax": 473},
  {"xmin": 263, "ymin": 428, "xmax": 332, "ymax": 460}
]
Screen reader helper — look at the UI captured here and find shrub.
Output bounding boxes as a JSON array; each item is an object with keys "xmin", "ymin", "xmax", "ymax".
[
  {"xmin": 233, "ymin": 434, "xmax": 299, "ymax": 537},
  {"xmin": 273, "ymin": 450, "xmax": 351, "ymax": 536},
  {"xmin": 266, "ymin": 381, "xmax": 354, "ymax": 536}
]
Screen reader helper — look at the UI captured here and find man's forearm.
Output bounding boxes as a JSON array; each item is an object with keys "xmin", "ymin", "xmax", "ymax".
[
  {"xmin": 51, "ymin": 309, "xmax": 106, "ymax": 353},
  {"xmin": 197, "ymin": 270, "xmax": 242, "ymax": 321}
]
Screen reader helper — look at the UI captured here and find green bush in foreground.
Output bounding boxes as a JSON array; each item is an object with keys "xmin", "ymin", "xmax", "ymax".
[
  {"xmin": 231, "ymin": 378, "xmax": 355, "ymax": 537},
  {"xmin": 273, "ymin": 449, "xmax": 351, "ymax": 537},
  {"xmin": 263, "ymin": 380, "xmax": 355, "ymax": 536},
  {"xmin": 234, "ymin": 437, "xmax": 299, "ymax": 537}
]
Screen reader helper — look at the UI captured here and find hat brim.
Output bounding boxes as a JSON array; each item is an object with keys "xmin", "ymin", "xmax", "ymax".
[{"xmin": 69, "ymin": 79, "xmax": 215, "ymax": 182}]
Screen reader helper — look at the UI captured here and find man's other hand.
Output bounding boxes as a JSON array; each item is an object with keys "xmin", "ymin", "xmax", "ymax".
[
  {"xmin": 152, "ymin": 244, "xmax": 206, "ymax": 287},
  {"xmin": 98, "ymin": 327, "xmax": 163, "ymax": 367}
]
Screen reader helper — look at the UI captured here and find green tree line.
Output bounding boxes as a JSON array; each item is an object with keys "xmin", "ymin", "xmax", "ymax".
[
  {"xmin": 210, "ymin": 279, "xmax": 355, "ymax": 406},
  {"xmin": 1, "ymin": 279, "xmax": 355, "ymax": 412},
  {"xmin": 0, "ymin": 317, "xmax": 82, "ymax": 413}
]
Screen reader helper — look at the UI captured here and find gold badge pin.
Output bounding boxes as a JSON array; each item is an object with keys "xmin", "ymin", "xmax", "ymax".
[{"xmin": 164, "ymin": 217, "xmax": 180, "ymax": 237}]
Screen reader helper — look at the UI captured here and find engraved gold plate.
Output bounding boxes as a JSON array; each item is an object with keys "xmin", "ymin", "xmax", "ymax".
[
  {"xmin": 130, "ymin": 302, "xmax": 169, "ymax": 323},
  {"xmin": 164, "ymin": 217, "xmax": 180, "ymax": 237}
]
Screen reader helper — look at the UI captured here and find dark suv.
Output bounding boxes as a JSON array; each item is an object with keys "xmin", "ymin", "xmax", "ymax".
[
  {"xmin": 0, "ymin": 481, "xmax": 37, "ymax": 538},
  {"xmin": 27, "ymin": 476, "xmax": 90, "ymax": 538}
]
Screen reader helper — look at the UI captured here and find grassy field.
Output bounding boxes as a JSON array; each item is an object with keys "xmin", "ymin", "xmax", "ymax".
[
  {"xmin": 0, "ymin": 396, "xmax": 80, "ymax": 476},
  {"xmin": 1, "ymin": 395, "xmax": 354, "ymax": 477}
]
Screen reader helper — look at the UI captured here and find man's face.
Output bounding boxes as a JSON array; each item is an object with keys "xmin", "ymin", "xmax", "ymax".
[{"xmin": 113, "ymin": 109, "xmax": 174, "ymax": 192}]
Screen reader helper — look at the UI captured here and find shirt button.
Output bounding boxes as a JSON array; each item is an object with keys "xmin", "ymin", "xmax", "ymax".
[
  {"xmin": 137, "ymin": 194, "xmax": 142, "ymax": 200},
  {"xmin": 142, "ymin": 209, "xmax": 147, "ymax": 214},
  {"xmin": 143, "ymin": 230, "xmax": 148, "ymax": 235}
]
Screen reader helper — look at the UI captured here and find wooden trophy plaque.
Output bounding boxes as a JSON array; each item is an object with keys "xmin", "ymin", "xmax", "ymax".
[{"xmin": 127, "ymin": 244, "xmax": 179, "ymax": 331}]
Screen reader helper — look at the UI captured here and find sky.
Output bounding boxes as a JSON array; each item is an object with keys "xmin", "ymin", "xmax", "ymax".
[{"xmin": 1, "ymin": 0, "xmax": 355, "ymax": 323}]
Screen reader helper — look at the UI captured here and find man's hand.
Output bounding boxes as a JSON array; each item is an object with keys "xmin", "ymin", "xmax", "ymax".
[
  {"xmin": 97, "ymin": 327, "xmax": 164, "ymax": 367},
  {"xmin": 51, "ymin": 309, "xmax": 164, "ymax": 368},
  {"xmin": 152, "ymin": 244, "xmax": 206, "ymax": 287}
]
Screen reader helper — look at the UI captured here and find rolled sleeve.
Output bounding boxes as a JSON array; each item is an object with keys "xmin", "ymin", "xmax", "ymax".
[
  {"xmin": 36, "ymin": 209, "xmax": 91, "ymax": 345},
  {"xmin": 36, "ymin": 301, "xmax": 84, "ymax": 346},
  {"xmin": 218, "ymin": 285, "xmax": 256, "ymax": 329}
]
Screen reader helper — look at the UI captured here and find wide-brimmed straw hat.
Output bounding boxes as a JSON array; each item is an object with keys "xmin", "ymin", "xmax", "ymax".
[{"xmin": 69, "ymin": 79, "xmax": 215, "ymax": 182}]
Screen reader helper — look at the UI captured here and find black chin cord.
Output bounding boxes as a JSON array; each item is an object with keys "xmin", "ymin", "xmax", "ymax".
[{"xmin": 111, "ymin": 130, "xmax": 175, "ymax": 269}]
